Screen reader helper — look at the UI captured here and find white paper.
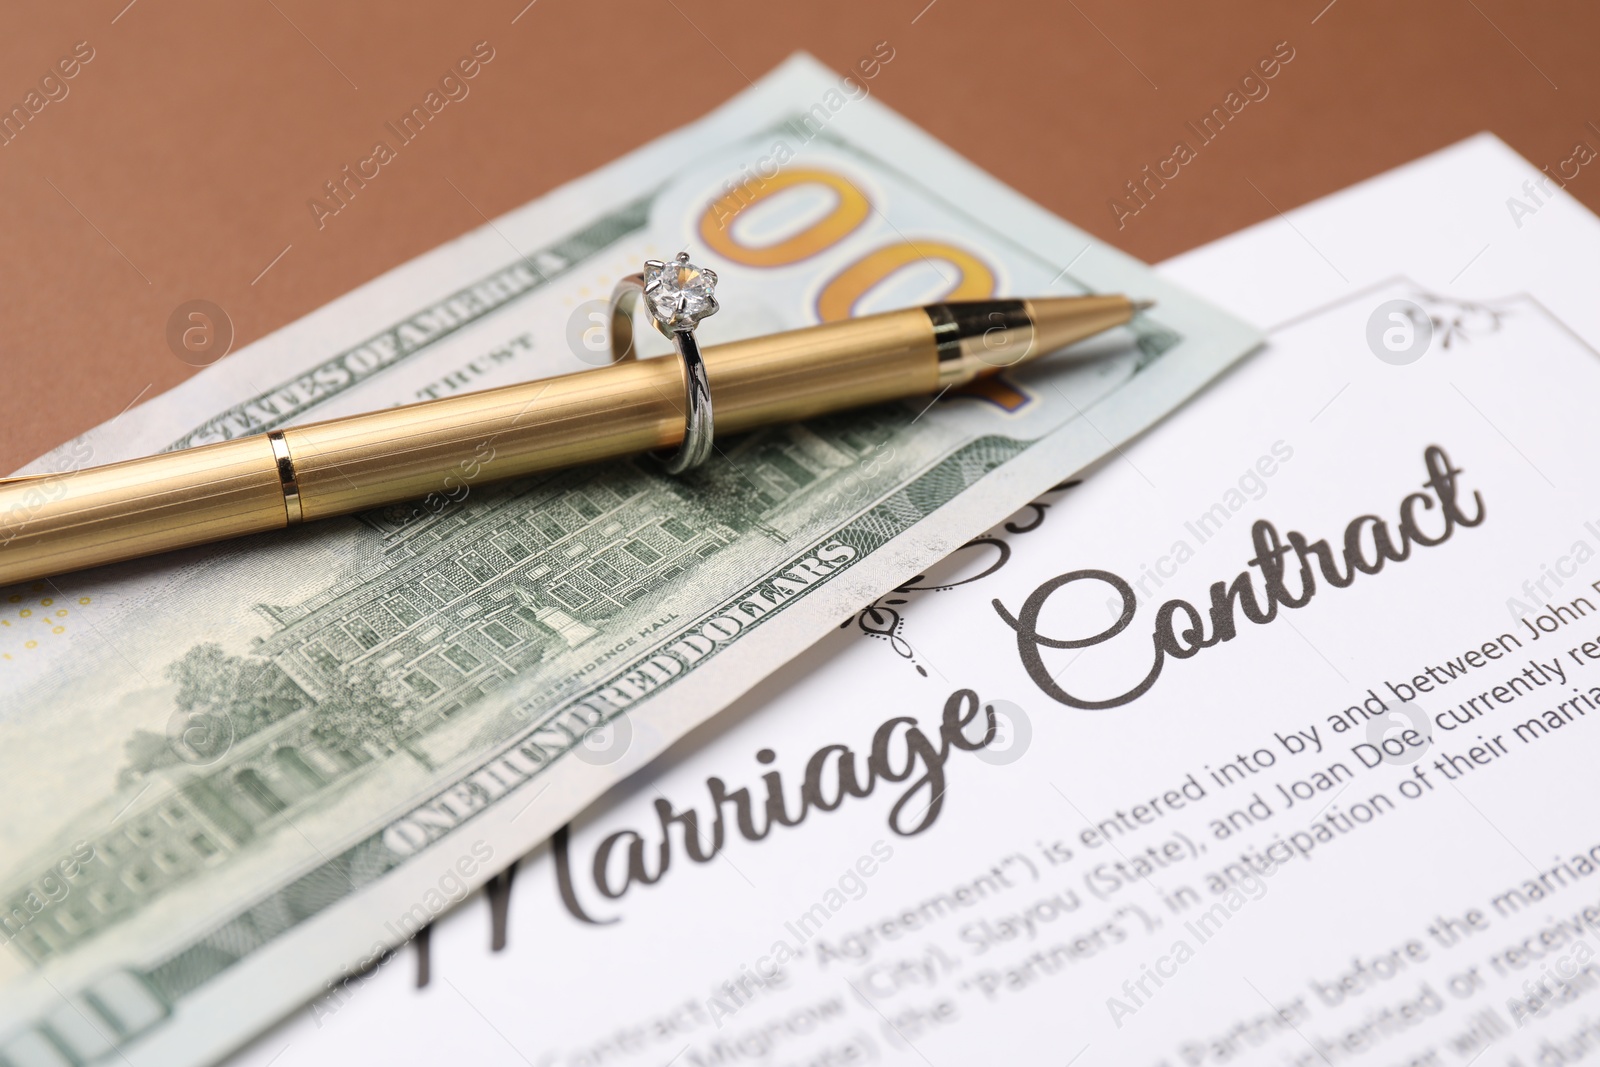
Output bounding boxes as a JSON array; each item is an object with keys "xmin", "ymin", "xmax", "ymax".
[{"xmin": 228, "ymin": 133, "xmax": 1600, "ymax": 1067}]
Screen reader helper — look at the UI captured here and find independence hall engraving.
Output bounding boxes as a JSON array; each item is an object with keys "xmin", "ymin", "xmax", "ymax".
[{"xmin": 0, "ymin": 415, "xmax": 900, "ymax": 966}]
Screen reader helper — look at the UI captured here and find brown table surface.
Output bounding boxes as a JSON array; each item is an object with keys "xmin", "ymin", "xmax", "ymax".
[{"xmin": 2, "ymin": 0, "xmax": 1595, "ymax": 473}]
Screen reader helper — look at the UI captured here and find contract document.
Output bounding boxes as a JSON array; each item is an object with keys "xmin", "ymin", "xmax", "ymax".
[{"xmin": 231, "ymin": 133, "xmax": 1600, "ymax": 1067}]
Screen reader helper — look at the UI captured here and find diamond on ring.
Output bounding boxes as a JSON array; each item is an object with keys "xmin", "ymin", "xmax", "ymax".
[{"xmin": 643, "ymin": 252, "xmax": 718, "ymax": 332}]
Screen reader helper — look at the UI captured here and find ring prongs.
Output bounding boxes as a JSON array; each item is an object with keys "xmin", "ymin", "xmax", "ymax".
[{"xmin": 642, "ymin": 252, "xmax": 719, "ymax": 333}]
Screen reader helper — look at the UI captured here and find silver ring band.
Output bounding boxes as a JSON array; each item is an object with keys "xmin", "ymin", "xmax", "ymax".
[
  {"xmin": 609, "ymin": 266, "xmax": 716, "ymax": 474},
  {"xmin": 663, "ymin": 327, "xmax": 714, "ymax": 475},
  {"xmin": 608, "ymin": 276, "xmax": 648, "ymax": 365}
]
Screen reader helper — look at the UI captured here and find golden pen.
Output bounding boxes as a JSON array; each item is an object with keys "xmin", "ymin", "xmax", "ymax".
[{"xmin": 0, "ymin": 278, "xmax": 1149, "ymax": 588}]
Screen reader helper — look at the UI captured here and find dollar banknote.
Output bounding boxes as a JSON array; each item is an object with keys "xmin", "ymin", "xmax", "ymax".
[{"xmin": 0, "ymin": 53, "xmax": 1259, "ymax": 1067}]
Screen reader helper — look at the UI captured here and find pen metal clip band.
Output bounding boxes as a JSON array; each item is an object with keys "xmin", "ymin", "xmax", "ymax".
[
  {"xmin": 609, "ymin": 254, "xmax": 719, "ymax": 475},
  {"xmin": 266, "ymin": 431, "xmax": 304, "ymax": 525}
]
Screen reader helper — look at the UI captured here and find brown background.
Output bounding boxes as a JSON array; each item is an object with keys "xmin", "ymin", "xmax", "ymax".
[{"xmin": 2, "ymin": 0, "xmax": 1595, "ymax": 473}]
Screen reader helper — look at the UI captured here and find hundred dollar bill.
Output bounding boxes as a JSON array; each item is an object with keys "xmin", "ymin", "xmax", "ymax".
[{"xmin": 0, "ymin": 54, "xmax": 1259, "ymax": 1066}]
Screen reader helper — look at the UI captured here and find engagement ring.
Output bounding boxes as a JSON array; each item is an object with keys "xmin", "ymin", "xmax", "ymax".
[{"xmin": 609, "ymin": 252, "xmax": 718, "ymax": 474}]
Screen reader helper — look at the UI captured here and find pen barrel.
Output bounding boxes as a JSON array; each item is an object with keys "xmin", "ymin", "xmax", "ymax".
[
  {"xmin": 0, "ymin": 309, "xmax": 941, "ymax": 585},
  {"xmin": 0, "ymin": 437, "xmax": 288, "ymax": 586},
  {"xmin": 285, "ymin": 356, "xmax": 689, "ymax": 521},
  {"xmin": 288, "ymin": 308, "xmax": 938, "ymax": 518},
  {"xmin": 704, "ymin": 307, "xmax": 941, "ymax": 434}
]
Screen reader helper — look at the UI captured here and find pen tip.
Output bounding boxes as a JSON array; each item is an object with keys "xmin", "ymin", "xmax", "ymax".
[{"xmin": 1131, "ymin": 299, "xmax": 1155, "ymax": 313}]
